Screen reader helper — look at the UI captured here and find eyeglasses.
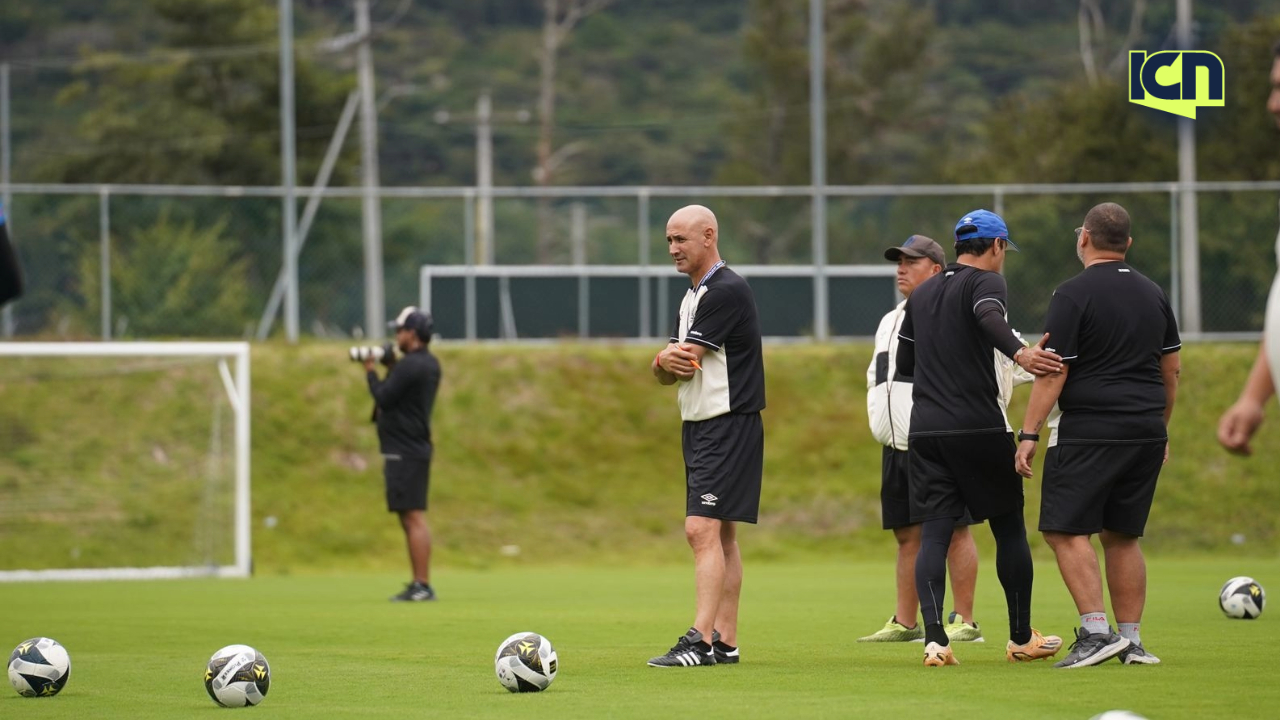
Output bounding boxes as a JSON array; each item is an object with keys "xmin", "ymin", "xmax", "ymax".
[{"xmin": 1074, "ymin": 227, "xmax": 1084, "ymax": 238}]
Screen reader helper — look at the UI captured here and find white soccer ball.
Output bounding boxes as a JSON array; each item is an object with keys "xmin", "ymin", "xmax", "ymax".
[
  {"xmin": 8, "ymin": 637, "xmax": 71, "ymax": 698},
  {"xmin": 1089, "ymin": 712, "xmax": 1149, "ymax": 720},
  {"xmin": 1219, "ymin": 576, "xmax": 1266, "ymax": 619},
  {"xmin": 494, "ymin": 632, "xmax": 557, "ymax": 693},
  {"xmin": 204, "ymin": 644, "xmax": 271, "ymax": 707}
]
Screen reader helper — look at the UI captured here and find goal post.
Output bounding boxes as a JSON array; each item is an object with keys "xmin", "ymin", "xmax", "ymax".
[{"xmin": 0, "ymin": 342, "xmax": 251, "ymax": 581}]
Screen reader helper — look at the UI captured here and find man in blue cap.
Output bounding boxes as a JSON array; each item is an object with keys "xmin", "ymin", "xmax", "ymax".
[{"xmin": 895, "ymin": 209, "xmax": 1063, "ymax": 666}]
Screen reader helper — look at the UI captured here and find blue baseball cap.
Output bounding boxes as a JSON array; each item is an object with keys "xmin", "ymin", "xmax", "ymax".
[{"xmin": 954, "ymin": 209, "xmax": 1019, "ymax": 252}]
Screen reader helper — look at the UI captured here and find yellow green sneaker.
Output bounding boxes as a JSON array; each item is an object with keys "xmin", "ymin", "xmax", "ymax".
[
  {"xmin": 858, "ymin": 616, "xmax": 924, "ymax": 642},
  {"xmin": 945, "ymin": 611, "xmax": 985, "ymax": 642}
]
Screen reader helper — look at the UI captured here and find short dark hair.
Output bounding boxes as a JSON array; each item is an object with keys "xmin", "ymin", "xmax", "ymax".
[
  {"xmin": 955, "ymin": 237, "xmax": 999, "ymax": 257},
  {"xmin": 1082, "ymin": 202, "xmax": 1130, "ymax": 253}
]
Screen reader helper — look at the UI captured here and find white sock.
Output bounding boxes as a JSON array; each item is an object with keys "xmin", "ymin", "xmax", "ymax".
[
  {"xmin": 1081, "ymin": 612, "xmax": 1109, "ymax": 635},
  {"xmin": 1118, "ymin": 622, "xmax": 1140, "ymax": 645}
]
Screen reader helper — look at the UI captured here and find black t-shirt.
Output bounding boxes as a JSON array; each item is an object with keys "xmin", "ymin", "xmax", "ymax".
[
  {"xmin": 367, "ymin": 347, "xmax": 441, "ymax": 458},
  {"xmin": 898, "ymin": 264, "xmax": 1017, "ymax": 436},
  {"xmin": 1043, "ymin": 261, "xmax": 1181, "ymax": 442},
  {"xmin": 671, "ymin": 266, "xmax": 766, "ymax": 420}
]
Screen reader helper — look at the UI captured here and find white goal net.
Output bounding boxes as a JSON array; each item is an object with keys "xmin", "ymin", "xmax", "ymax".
[{"xmin": 0, "ymin": 342, "xmax": 250, "ymax": 581}]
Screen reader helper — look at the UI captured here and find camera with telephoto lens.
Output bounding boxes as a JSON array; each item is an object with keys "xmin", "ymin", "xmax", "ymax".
[{"xmin": 348, "ymin": 343, "xmax": 397, "ymax": 365}]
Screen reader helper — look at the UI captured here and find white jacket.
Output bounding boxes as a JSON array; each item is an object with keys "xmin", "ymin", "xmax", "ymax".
[{"xmin": 866, "ymin": 300, "xmax": 1034, "ymax": 451}]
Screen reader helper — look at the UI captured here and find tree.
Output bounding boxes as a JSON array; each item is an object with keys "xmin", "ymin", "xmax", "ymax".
[
  {"xmin": 79, "ymin": 211, "xmax": 250, "ymax": 337},
  {"xmin": 533, "ymin": 0, "xmax": 616, "ymax": 262}
]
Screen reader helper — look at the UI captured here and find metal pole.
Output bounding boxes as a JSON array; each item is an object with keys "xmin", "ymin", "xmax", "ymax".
[
  {"xmin": 256, "ymin": 90, "xmax": 360, "ymax": 340},
  {"xmin": 638, "ymin": 188, "xmax": 650, "ymax": 338},
  {"xmin": 278, "ymin": 0, "xmax": 300, "ymax": 342},
  {"xmin": 356, "ymin": 0, "xmax": 386, "ymax": 341},
  {"xmin": 1, "ymin": 62, "xmax": 12, "ymax": 338},
  {"xmin": 993, "ymin": 188, "xmax": 1005, "ymax": 218},
  {"xmin": 572, "ymin": 202, "xmax": 588, "ymax": 338},
  {"xmin": 477, "ymin": 90, "xmax": 495, "ymax": 265},
  {"xmin": 809, "ymin": 0, "xmax": 829, "ymax": 341},
  {"xmin": 464, "ymin": 190, "xmax": 476, "ymax": 340},
  {"xmin": 1169, "ymin": 189, "xmax": 1180, "ymax": 324},
  {"xmin": 99, "ymin": 188, "xmax": 111, "ymax": 340},
  {"xmin": 1176, "ymin": 0, "xmax": 1201, "ymax": 333}
]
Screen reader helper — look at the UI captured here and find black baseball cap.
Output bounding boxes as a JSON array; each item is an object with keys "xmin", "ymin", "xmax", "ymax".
[
  {"xmin": 884, "ymin": 235, "xmax": 946, "ymax": 266},
  {"xmin": 389, "ymin": 306, "xmax": 434, "ymax": 340}
]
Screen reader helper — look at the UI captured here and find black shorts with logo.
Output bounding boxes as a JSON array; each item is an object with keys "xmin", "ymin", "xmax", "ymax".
[
  {"xmin": 384, "ymin": 453, "xmax": 431, "ymax": 512},
  {"xmin": 682, "ymin": 412, "xmax": 763, "ymax": 523},
  {"xmin": 908, "ymin": 432, "xmax": 1023, "ymax": 523},
  {"xmin": 882, "ymin": 446, "xmax": 978, "ymax": 530},
  {"xmin": 1039, "ymin": 441, "xmax": 1165, "ymax": 537}
]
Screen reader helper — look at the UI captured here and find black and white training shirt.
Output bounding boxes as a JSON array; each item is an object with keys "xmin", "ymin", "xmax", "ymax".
[
  {"xmin": 671, "ymin": 264, "xmax": 766, "ymax": 422},
  {"xmin": 1043, "ymin": 261, "xmax": 1180, "ymax": 445},
  {"xmin": 896, "ymin": 264, "xmax": 1025, "ymax": 437}
]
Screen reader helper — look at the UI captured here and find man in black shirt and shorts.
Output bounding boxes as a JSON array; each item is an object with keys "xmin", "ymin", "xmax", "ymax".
[
  {"xmin": 1015, "ymin": 202, "xmax": 1181, "ymax": 668},
  {"xmin": 897, "ymin": 209, "xmax": 1064, "ymax": 667},
  {"xmin": 648, "ymin": 204, "xmax": 765, "ymax": 668},
  {"xmin": 364, "ymin": 306, "xmax": 443, "ymax": 602}
]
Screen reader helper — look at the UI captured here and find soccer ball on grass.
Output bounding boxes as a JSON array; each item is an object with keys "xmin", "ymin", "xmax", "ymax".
[
  {"xmin": 205, "ymin": 644, "xmax": 271, "ymax": 707},
  {"xmin": 7, "ymin": 637, "xmax": 70, "ymax": 698},
  {"xmin": 1219, "ymin": 576, "xmax": 1265, "ymax": 619},
  {"xmin": 494, "ymin": 632, "xmax": 557, "ymax": 692}
]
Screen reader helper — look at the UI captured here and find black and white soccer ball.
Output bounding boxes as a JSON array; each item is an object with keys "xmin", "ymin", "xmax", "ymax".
[
  {"xmin": 205, "ymin": 644, "xmax": 271, "ymax": 707},
  {"xmin": 1219, "ymin": 576, "xmax": 1266, "ymax": 619},
  {"xmin": 8, "ymin": 637, "xmax": 71, "ymax": 698},
  {"xmin": 494, "ymin": 632, "xmax": 557, "ymax": 693}
]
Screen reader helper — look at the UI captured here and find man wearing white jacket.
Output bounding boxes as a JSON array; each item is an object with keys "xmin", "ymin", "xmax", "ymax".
[{"xmin": 860, "ymin": 235, "xmax": 1031, "ymax": 643}]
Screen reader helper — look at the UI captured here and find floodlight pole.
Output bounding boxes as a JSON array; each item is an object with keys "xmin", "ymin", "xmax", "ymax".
[
  {"xmin": 356, "ymin": 0, "xmax": 386, "ymax": 341},
  {"xmin": 278, "ymin": 0, "xmax": 300, "ymax": 343},
  {"xmin": 1176, "ymin": 0, "xmax": 1201, "ymax": 333},
  {"xmin": 809, "ymin": 0, "xmax": 829, "ymax": 340}
]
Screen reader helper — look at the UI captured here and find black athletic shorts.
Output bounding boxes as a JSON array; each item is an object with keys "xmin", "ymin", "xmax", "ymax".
[
  {"xmin": 384, "ymin": 453, "xmax": 431, "ymax": 512},
  {"xmin": 881, "ymin": 446, "xmax": 978, "ymax": 529},
  {"xmin": 908, "ymin": 432, "xmax": 1023, "ymax": 523},
  {"xmin": 1038, "ymin": 441, "xmax": 1165, "ymax": 537},
  {"xmin": 682, "ymin": 412, "xmax": 763, "ymax": 523}
]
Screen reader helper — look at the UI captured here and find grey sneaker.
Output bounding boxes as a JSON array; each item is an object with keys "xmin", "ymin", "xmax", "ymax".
[
  {"xmin": 647, "ymin": 628, "xmax": 715, "ymax": 667},
  {"xmin": 1053, "ymin": 627, "xmax": 1130, "ymax": 669},
  {"xmin": 390, "ymin": 581, "xmax": 436, "ymax": 602},
  {"xmin": 710, "ymin": 630, "xmax": 739, "ymax": 665},
  {"xmin": 1119, "ymin": 641, "xmax": 1161, "ymax": 665}
]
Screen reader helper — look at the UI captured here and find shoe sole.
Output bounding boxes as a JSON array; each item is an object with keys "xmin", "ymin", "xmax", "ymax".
[
  {"xmin": 857, "ymin": 636, "xmax": 925, "ymax": 643},
  {"xmin": 1054, "ymin": 638, "xmax": 1130, "ymax": 669},
  {"xmin": 1121, "ymin": 654, "xmax": 1160, "ymax": 665}
]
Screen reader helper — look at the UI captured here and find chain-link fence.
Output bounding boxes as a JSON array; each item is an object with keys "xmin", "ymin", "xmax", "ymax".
[{"xmin": 2, "ymin": 181, "xmax": 1277, "ymax": 342}]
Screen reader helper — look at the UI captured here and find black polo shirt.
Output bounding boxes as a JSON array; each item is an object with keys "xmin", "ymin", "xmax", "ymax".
[
  {"xmin": 671, "ymin": 265, "xmax": 766, "ymax": 421},
  {"xmin": 367, "ymin": 347, "xmax": 441, "ymax": 458},
  {"xmin": 1043, "ymin": 261, "xmax": 1181, "ymax": 443}
]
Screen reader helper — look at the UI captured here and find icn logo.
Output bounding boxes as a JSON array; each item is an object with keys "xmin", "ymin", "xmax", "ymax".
[{"xmin": 1129, "ymin": 50, "xmax": 1224, "ymax": 119}]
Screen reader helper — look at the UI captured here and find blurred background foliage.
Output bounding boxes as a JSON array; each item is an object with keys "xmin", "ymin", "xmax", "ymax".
[{"xmin": 2, "ymin": 0, "xmax": 1279, "ymax": 337}]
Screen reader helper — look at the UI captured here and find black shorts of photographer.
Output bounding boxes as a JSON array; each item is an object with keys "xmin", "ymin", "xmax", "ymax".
[{"xmin": 359, "ymin": 306, "xmax": 442, "ymax": 602}]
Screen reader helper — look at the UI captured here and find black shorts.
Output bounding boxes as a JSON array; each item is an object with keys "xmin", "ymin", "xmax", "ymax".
[
  {"xmin": 682, "ymin": 412, "xmax": 763, "ymax": 523},
  {"xmin": 882, "ymin": 447, "xmax": 978, "ymax": 530},
  {"xmin": 908, "ymin": 432, "xmax": 1023, "ymax": 523},
  {"xmin": 1038, "ymin": 441, "xmax": 1165, "ymax": 536},
  {"xmin": 384, "ymin": 453, "xmax": 431, "ymax": 512}
]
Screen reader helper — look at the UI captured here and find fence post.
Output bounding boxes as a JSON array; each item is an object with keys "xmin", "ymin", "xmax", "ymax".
[
  {"xmin": 1169, "ymin": 188, "xmax": 1181, "ymax": 329},
  {"xmin": 638, "ymin": 188, "xmax": 650, "ymax": 338},
  {"xmin": 99, "ymin": 187, "xmax": 111, "ymax": 340},
  {"xmin": 464, "ymin": 190, "xmax": 477, "ymax": 341}
]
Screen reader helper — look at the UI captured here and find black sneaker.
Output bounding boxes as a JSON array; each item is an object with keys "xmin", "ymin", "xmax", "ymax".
[
  {"xmin": 1119, "ymin": 641, "xmax": 1161, "ymax": 665},
  {"xmin": 647, "ymin": 628, "xmax": 715, "ymax": 667},
  {"xmin": 711, "ymin": 630, "xmax": 739, "ymax": 665},
  {"xmin": 1053, "ymin": 627, "xmax": 1130, "ymax": 669},
  {"xmin": 390, "ymin": 581, "xmax": 436, "ymax": 602}
]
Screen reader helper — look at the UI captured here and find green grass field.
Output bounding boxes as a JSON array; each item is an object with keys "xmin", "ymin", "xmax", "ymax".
[{"xmin": 2, "ymin": 560, "xmax": 1276, "ymax": 719}]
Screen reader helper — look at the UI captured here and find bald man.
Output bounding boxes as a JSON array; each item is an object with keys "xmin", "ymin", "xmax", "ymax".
[{"xmin": 648, "ymin": 205, "xmax": 766, "ymax": 668}]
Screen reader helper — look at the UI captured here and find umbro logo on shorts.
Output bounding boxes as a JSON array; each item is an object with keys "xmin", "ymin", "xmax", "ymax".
[{"xmin": 701, "ymin": 493, "xmax": 718, "ymax": 506}]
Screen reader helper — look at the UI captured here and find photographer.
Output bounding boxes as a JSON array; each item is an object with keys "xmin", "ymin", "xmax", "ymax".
[{"xmin": 362, "ymin": 306, "xmax": 441, "ymax": 602}]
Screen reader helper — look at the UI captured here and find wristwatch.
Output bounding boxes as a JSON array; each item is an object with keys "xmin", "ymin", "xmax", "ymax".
[{"xmin": 1017, "ymin": 430, "xmax": 1040, "ymax": 443}]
